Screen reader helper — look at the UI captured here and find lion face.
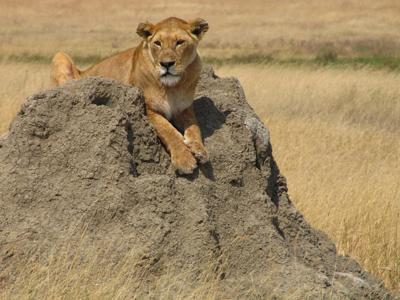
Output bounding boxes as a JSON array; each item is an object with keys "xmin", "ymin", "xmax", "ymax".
[
  {"xmin": 148, "ymin": 29, "xmax": 197, "ymax": 86},
  {"xmin": 137, "ymin": 17, "xmax": 208, "ymax": 87}
]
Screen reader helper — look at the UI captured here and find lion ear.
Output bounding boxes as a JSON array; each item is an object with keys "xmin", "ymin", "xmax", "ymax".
[
  {"xmin": 136, "ymin": 22, "xmax": 154, "ymax": 39},
  {"xmin": 190, "ymin": 18, "xmax": 209, "ymax": 39}
]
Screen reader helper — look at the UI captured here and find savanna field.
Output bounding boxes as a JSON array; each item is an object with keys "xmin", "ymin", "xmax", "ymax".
[{"xmin": 0, "ymin": 0, "xmax": 399, "ymax": 296}]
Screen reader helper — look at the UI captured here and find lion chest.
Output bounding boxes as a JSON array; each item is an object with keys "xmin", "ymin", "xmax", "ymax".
[{"xmin": 152, "ymin": 92, "xmax": 193, "ymax": 120}]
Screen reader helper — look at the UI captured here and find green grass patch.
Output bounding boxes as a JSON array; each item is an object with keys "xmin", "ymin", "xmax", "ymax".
[
  {"xmin": 204, "ymin": 54, "xmax": 400, "ymax": 71},
  {"xmin": 3, "ymin": 52, "xmax": 400, "ymax": 71},
  {"xmin": 0, "ymin": 53, "xmax": 104, "ymax": 65}
]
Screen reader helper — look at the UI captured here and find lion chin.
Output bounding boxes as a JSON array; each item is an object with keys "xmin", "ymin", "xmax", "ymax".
[{"xmin": 160, "ymin": 74, "xmax": 181, "ymax": 87}]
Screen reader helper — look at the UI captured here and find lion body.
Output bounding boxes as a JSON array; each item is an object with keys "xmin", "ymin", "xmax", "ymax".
[
  {"xmin": 81, "ymin": 48, "xmax": 135, "ymax": 84},
  {"xmin": 51, "ymin": 17, "xmax": 209, "ymax": 174}
]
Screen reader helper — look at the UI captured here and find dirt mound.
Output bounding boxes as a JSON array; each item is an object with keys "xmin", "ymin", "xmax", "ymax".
[{"xmin": 0, "ymin": 67, "xmax": 392, "ymax": 299}]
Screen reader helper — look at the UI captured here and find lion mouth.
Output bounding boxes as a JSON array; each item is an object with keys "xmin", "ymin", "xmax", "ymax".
[
  {"xmin": 159, "ymin": 73, "xmax": 181, "ymax": 86},
  {"xmin": 160, "ymin": 68, "xmax": 179, "ymax": 77},
  {"xmin": 161, "ymin": 72, "xmax": 177, "ymax": 77}
]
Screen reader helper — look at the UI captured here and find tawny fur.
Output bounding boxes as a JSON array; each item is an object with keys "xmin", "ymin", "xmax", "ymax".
[{"xmin": 51, "ymin": 17, "xmax": 209, "ymax": 174}]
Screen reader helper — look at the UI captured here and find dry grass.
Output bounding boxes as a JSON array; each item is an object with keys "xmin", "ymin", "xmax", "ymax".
[
  {"xmin": 1, "ymin": 0, "xmax": 400, "ymax": 295},
  {"xmin": 1, "ymin": 0, "xmax": 400, "ymax": 59},
  {"xmin": 217, "ymin": 64, "xmax": 400, "ymax": 289},
  {"xmin": 0, "ymin": 63, "xmax": 49, "ymax": 133},
  {"xmin": 0, "ymin": 234, "xmax": 223, "ymax": 300},
  {"xmin": 1, "ymin": 62, "xmax": 399, "ymax": 293}
]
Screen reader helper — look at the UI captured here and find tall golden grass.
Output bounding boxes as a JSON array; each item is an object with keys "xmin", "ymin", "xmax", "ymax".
[
  {"xmin": 0, "ymin": 234, "xmax": 225, "ymax": 300},
  {"xmin": 0, "ymin": 63, "xmax": 49, "ymax": 133},
  {"xmin": 0, "ymin": 0, "xmax": 399, "ymax": 294},
  {"xmin": 217, "ymin": 64, "xmax": 400, "ymax": 289},
  {"xmin": 1, "ymin": 62, "xmax": 399, "ymax": 292}
]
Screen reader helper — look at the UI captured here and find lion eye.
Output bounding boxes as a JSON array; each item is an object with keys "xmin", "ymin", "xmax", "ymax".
[
  {"xmin": 154, "ymin": 40, "xmax": 161, "ymax": 47},
  {"xmin": 176, "ymin": 39, "xmax": 185, "ymax": 46}
]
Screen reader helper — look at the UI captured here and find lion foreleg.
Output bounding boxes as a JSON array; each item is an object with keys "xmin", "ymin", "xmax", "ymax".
[
  {"xmin": 174, "ymin": 106, "xmax": 208, "ymax": 164},
  {"xmin": 147, "ymin": 108, "xmax": 197, "ymax": 174}
]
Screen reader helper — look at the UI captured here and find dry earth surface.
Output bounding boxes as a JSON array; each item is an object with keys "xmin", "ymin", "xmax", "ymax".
[{"xmin": 0, "ymin": 69, "xmax": 394, "ymax": 299}]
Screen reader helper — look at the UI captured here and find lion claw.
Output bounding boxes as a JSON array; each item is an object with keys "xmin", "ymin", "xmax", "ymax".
[
  {"xmin": 192, "ymin": 149, "xmax": 209, "ymax": 164},
  {"xmin": 184, "ymin": 140, "xmax": 209, "ymax": 164}
]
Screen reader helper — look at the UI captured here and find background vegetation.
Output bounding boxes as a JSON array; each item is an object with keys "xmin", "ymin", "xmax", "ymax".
[{"xmin": 1, "ymin": 0, "xmax": 399, "ymax": 294}]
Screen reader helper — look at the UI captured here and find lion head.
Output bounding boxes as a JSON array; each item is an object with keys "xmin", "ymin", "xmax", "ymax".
[{"xmin": 136, "ymin": 17, "xmax": 208, "ymax": 87}]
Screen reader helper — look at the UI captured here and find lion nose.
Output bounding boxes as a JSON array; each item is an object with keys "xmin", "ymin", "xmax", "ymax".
[{"xmin": 160, "ymin": 61, "xmax": 175, "ymax": 69}]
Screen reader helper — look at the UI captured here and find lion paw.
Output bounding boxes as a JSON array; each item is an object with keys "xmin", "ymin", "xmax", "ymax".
[
  {"xmin": 171, "ymin": 147, "xmax": 198, "ymax": 175},
  {"xmin": 184, "ymin": 139, "xmax": 209, "ymax": 164}
]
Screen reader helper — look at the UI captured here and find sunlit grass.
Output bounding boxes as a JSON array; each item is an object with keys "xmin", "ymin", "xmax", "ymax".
[
  {"xmin": 1, "ymin": 62, "xmax": 399, "ymax": 290},
  {"xmin": 217, "ymin": 64, "xmax": 400, "ymax": 289},
  {"xmin": 1, "ymin": 0, "xmax": 400, "ymax": 59},
  {"xmin": 0, "ymin": 63, "xmax": 49, "ymax": 133}
]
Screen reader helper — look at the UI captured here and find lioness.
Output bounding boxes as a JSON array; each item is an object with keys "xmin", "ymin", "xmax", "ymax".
[{"xmin": 51, "ymin": 17, "xmax": 209, "ymax": 174}]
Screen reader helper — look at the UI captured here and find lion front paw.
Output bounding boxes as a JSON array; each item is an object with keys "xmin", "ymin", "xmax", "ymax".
[
  {"xmin": 171, "ymin": 147, "xmax": 198, "ymax": 175},
  {"xmin": 184, "ymin": 139, "xmax": 209, "ymax": 164}
]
